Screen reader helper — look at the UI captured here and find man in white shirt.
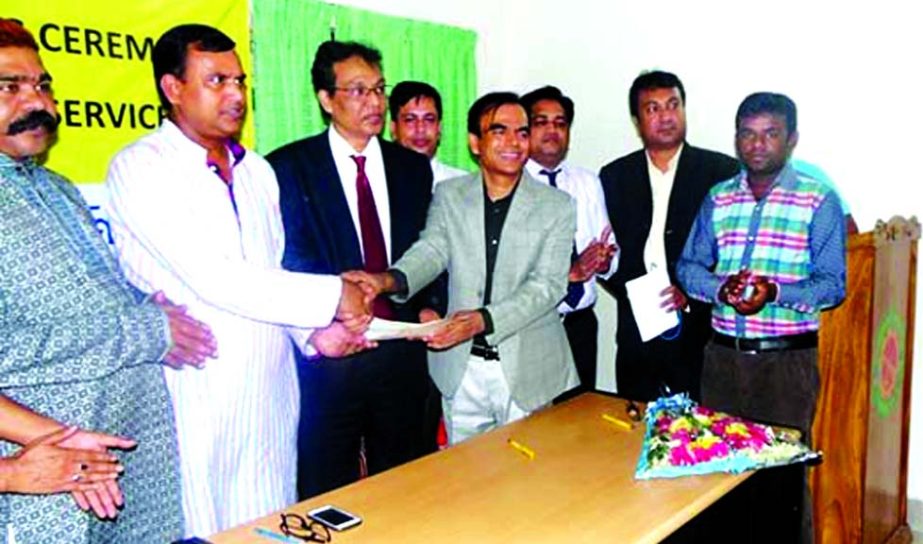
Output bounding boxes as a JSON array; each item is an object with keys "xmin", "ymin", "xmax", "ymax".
[
  {"xmin": 389, "ymin": 80, "xmax": 468, "ymax": 184},
  {"xmin": 522, "ymin": 85, "xmax": 618, "ymax": 400},
  {"xmin": 104, "ymin": 25, "xmax": 372, "ymax": 537}
]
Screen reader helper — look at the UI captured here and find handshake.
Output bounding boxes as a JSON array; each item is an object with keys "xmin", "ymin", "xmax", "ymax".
[
  {"xmin": 310, "ymin": 270, "xmax": 397, "ymax": 358},
  {"xmin": 336, "ymin": 270, "xmax": 487, "ymax": 351}
]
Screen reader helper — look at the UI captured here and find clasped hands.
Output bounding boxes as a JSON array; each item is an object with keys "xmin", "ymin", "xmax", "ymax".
[
  {"xmin": 718, "ymin": 269, "xmax": 778, "ymax": 315},
  {"xmin": 569, "ymin": 225, "xmax": 618, "ymax": 283},
  {"xmin": 3, "ymin": 426, "xmax": 138, "ymax": 520},
  {"xmin": 342, "ymin": 271, "xmax": 485, "ymax": 350}
]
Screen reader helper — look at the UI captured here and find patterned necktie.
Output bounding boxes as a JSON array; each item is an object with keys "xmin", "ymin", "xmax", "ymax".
[
  {"xmin": 352, "ymin": 155, "xmax": 394, "ymax": 318},
  {"xmin": 540, "ymin": 168, "xmax": 585, "ymax": 309}
]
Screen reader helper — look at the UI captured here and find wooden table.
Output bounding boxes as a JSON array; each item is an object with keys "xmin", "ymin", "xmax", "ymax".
[{"xmin": 210, "ymin": 393, "xmax": 750, "ymax": 543}]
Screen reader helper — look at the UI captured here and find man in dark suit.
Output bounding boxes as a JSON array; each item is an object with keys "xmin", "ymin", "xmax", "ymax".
[
  {"xmin": 599, "ymin": 70, "xmax": 739, "ymax": 402},
  {"xmin": 267, "ymin": 40, "xmax": 434, "ymax": 499}
]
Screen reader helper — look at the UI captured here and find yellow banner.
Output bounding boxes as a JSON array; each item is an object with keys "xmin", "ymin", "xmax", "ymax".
[{"xmin": 6, "ymin": 1, "xmax": 253, "ymax": 184}]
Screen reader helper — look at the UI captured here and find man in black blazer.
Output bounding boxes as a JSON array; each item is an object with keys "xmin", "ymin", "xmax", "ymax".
[
  {"xmin": 599, "ymin": 71, "xmax": 739, "ymax": 402},
  {"xmin": 267, "ymin": 41, "xmax": 434, "ymax": 499}
]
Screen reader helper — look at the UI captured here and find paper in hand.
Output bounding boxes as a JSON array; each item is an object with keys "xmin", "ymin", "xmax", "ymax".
[
  {"xmin": 365, "ymin": 317, "xmax": 448, "ymax": 341},
  {"xmin": 625, "ymin": 266, "xmax": 680, "ymax": 342}
]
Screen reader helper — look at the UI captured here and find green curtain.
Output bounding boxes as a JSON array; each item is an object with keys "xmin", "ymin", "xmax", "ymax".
[{"xmin": 251, "ymin": 0, "xmax": 477, "ymax": 169}]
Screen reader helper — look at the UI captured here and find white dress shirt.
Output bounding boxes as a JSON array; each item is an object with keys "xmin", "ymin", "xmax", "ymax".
[
  {"xmin": 328, "ymin": 127, "xmax": 392, "ymax": 262},
  {"xmin": 431, "ymin": 157, "xmax": 468, "ymax": 187},
  {"xmin": 526, "ymin": 159, "xmax": 618, "ymax": 313},
  {"xmin": 643, "ymin": 144, "xmax": 683, "ymax": 273},
  {"xmin": 104, "ymin": 120, "xmax": 341, "ymax": 537}
]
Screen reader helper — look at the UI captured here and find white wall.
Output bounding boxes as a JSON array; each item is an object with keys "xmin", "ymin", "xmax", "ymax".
[{"xmin": 330, "ymin": 0, "xmax": 923, "ymax": 523}]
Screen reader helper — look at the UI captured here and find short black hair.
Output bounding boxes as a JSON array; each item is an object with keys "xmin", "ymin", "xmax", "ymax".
[
  {"xmin": 389, "ymin": 81, "xmax": 443, "ymax": 120},
  {"xmin": 152, "ymin": 24, "xmax": 236, "ymax": 110},
  {"xmin": 311, "ymin": 40, "xmax": 382, "ymax": 95},
  {"xmin": 520, "ymin": 85, "xmax": 575, "ymax": 125},
  {"xmin": 628, "ymin": 70, "xmax": 686, "ymax": 119},
  {"xmin": 735, "ymin": 92, "xmax": 798, "ymax": 135},
  {"xmin": 467, "ymin": 92, "xmax": 522, "ymax": 137}
]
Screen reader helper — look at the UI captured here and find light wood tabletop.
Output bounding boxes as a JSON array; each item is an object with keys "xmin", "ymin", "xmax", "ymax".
[{"xmin": 209, "ymin": 393, "xmax": 750, "ymax": 544}]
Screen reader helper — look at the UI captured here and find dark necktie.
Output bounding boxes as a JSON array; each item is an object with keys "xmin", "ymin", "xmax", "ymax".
[
  {"xmin": 352, "ymin": 155, "xmax": 394, "ymax": 318},
  {"xmin": 540, "ymin": 168, "xmax": 585, "ymax": 309}
]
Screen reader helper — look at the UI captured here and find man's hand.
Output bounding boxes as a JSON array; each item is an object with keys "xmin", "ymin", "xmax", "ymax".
[
  {"xmin": 335, "ymin": 278, "xmax": 373, "ymax": 332},
  {"xmin": 718, "ymin": 270, "xmax": 751, "ymax": 306},
  {"xmin": 152, "ymin": 292, "xmax": 217, "ymax": 369},
  {"xmin": 341, "ymin": 270, "xmax": 395, "ymax": 299},
  {"xmin": 309, "ymin": 322, "xmax": 377, "ymax": 358},
  {"xmin": 569, "ymin": 226, "xmax": 618, "ymax": 282},
  {"xmin": 718, "ymin": 270, "xmax": 777, "ymax": 315},
  {"xmin": 659, "ymin": 285, "xmax": 688, "ymax": 312},
  {"xmin": 0, "ymin": 427, "xmax": 122, "ymax": 495},
  {"xmin": 733, "ymin": 275, "xmax": 777, "ymax": 315},
  {"xmin": 56, "ymin": 429, "xmax": 137, "ymax": 520},
  {"xmin": 418, "ymin": 308, "xmax": 442, "ymax": 324},
  {"xmin": 424, "ymin": 310, "xmax": 485, "ymax": 350}
]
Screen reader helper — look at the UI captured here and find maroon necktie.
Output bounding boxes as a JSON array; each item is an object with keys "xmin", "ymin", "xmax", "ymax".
[{"xmin": 352, "ymin": 155, "xmax": 394, "ymax": 318}]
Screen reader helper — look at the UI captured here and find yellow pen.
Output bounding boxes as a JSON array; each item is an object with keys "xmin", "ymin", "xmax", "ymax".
[
  {"xmin": 602, "ymin": 413, "xmax": 634, "ymax": 431},
  {"xmin": 507, "ymin": 438, "xmax": 536, "ymax": 460}
]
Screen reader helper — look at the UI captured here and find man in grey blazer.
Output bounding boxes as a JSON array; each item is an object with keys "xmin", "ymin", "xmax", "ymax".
[{"xmin": 346, "ymin": 92, "xmax": 578, "ymax": 444}]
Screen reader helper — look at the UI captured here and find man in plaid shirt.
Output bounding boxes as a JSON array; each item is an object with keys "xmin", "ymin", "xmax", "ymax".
[{"xmin": 677, "ymin": 92, "xmax": 846, "ymax": 544}]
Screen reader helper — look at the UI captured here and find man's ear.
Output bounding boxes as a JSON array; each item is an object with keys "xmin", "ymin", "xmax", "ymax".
[
  {"xmin": 318, "ymin": 90, "xmax": 334, "ymax": 116},
  {"xmin": 160, "ymin": 74, "xmax": 183, "ymax": 107},
  {"xmin": 389, "ymin": 120, "xmax": 397, "ymax": 140},
  {"xmin": 631, "ymin": 116, "xmax": 641, "ymax": 138},
  {"xmin": 467, "ymin": 133, "xmax": 480, "ymax": 157},
  {"xmin": 786, "ymin": 130, "xmax": 800, "ymax": 152}
]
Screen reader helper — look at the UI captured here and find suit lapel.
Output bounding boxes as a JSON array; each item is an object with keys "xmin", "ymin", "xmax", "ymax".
[
  {"xmin": 630, "ymin": 152, "xmax": 654, "ymax": 242},
  {"xmin": 303, "ymin": 132, "xmax": 364, "ymax": 269},
  {"xmin": 382, "ymin": 144, "xmax": 408, "ymax": 263},
  {"xmin": 461, "ymin": 175, "xmax": 488, "ymax": 294},
  {"xmin": 492, "ymin": 174, "xmax": 537, "ymax": 297}
]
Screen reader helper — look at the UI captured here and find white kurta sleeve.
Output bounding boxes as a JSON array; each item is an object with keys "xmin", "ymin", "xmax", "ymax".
[{"xmin": 105, "ymin": 141, "xmax": 341, "ymax": 329}]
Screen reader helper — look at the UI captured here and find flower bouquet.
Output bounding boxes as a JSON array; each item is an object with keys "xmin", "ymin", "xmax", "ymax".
[{"xmin": 635, "ymin": 394, "xmax": 820, "ymax": 480}]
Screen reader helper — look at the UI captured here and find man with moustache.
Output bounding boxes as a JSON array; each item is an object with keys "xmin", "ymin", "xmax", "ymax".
[
  {"xmin": 0, "ymin": 18, "xmax": 218, "ymax": 542},
  {"xmin": 105, "ymin": 26, "xmax": 372, "ymax": 536},
  {"xmin": 389, "ymin": 80, "xmax": 467, "ymax": 184},
  {"xmin": 267, "ymin": 41, "xmax": 434, "ymax": 498},
  {"xmin": 346, "ymin": 92, "xmax": 578, "ymax": 444},
  {"xmin": 678, "ymin": 92, "xmax": 845, "ymax": 543},
  {"xmin": 599, "ymin": 70, "xmax": 740, "ymax": 402},
  {"xmin": 522, "ymin": 85, "xmax": 618, "ymax": 399}
]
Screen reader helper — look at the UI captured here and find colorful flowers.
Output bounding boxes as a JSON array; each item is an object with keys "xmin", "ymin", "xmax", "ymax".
[{"xmin": 636, "ymin": 394, "xmax": 819, "ymax": 479}]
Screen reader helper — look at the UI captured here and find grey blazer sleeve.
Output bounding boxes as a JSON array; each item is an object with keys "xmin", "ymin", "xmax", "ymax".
[{"xmin": 391, "ymin": 182, "xmax": 451, "ymax": 302}]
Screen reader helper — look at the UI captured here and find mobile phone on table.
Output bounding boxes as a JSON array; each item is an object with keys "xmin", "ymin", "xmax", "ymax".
[{"xmin": 307, "ymin": 504, "xmax": 362, "ymax": 531}]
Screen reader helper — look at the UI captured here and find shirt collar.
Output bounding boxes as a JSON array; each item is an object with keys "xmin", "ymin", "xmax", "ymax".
[
  {"xmin": 644, "ymin": 142, "xmax": 684, "ymax": 175},
  {"xmin": 0, "ymin": 152, "xmax": 29, "ymax": 169},
  {"xmin": 160, "ymin": 119, "xmax": 247, "ymax": 169},
  {"xmin": 738, "ymin": 160, "xmax": 797, "ymax": 195},
  {"xmin": 328, "ymin": 125, "xmax": 381, "ymax": 161},
  {"xmin": 525, "ymin": 158, "xmax": 567, "ymax": 179}
]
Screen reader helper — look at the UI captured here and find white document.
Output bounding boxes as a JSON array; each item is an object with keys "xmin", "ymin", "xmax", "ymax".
[
  {"xmin": 365, "ymin": 317, "xmax": 448, "ymax": 341},
  {"xmin": 625, "ymin": 266, "xmax": 680, "ymax": 342}
]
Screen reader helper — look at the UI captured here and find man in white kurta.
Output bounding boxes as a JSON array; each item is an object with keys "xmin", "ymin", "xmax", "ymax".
[{"xmin": 104, "ymin": 25, "xmax": 368, "ymax": 537}]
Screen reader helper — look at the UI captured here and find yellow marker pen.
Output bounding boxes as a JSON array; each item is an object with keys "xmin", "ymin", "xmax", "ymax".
[
  {"xmin": 507, "ymin": 438, "xmax": 536, "ymax": 460},
  {"xmin": 602, "ymin": 413, "xmax": 634, "ymax": 431}
]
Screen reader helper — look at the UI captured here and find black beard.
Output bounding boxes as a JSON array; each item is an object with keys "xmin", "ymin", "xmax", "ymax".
[{"xmin": 7, "ymin": 109, "xmax": 59, "ymax": 136}]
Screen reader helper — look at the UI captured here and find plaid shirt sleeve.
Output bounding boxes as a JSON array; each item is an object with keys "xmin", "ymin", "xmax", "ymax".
[
  {"xmin": 773, "ymin": 191, "xmax": 846, "ymax": 313},
  {"xmin": 677, "ymin": 194, "xmax": 724, "ymax": 304}
]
